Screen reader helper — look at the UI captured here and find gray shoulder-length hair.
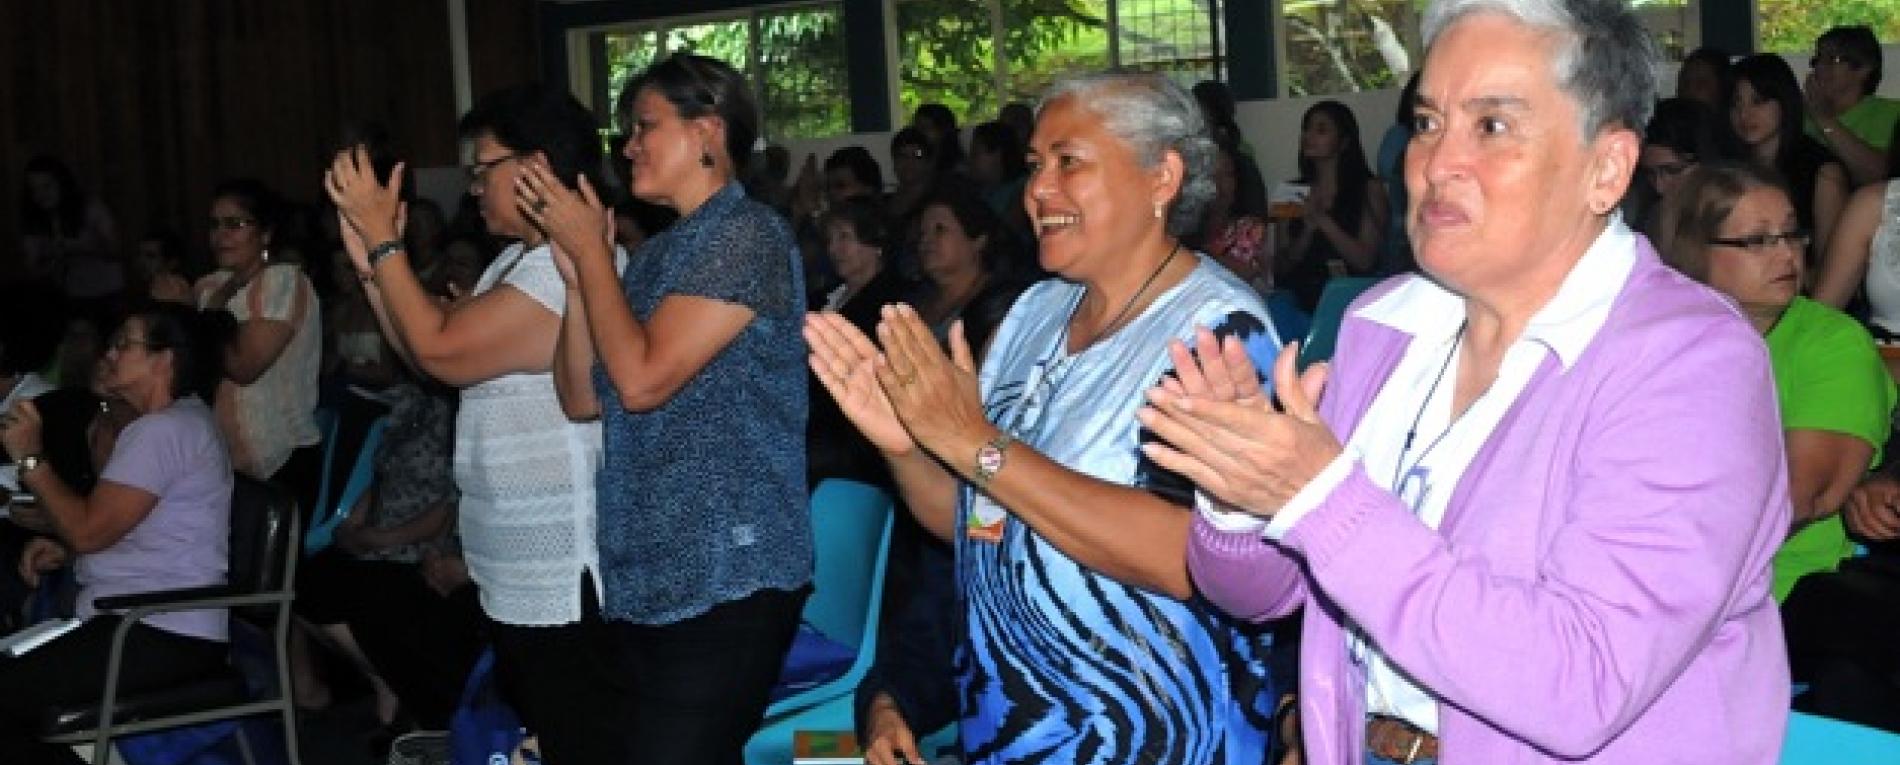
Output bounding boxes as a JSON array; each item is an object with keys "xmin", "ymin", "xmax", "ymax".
[
  {"xmin": 1038, "ymin": 72, "xmax": 1217, "ymax": 238},
  {"xmin": 1422, "ymin": 0, "xmax": 1661, "ymax": 139}
]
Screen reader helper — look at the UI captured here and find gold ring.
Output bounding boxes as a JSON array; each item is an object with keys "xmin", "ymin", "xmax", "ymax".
[{"xmin": 896, "ymin": 371, "xmax": 918, "ymax": 386}]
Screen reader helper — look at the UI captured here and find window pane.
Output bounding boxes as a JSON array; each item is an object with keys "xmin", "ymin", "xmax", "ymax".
[
  {"xmin": 1280, "ymin": 0, "xmax": 1419, "ymax": 96},
  {"xmin": 1633, "ymin": 0, "xmax": 1697, "ymax": 60},
  {"xmin": 605, "ymin": 29, "xmax": 661, "ymax": 126},
  {"xmin": 897, "ymin": 0, "xmax": 1001, "ymax": 125},
  {"xmin": 758, "ymin": 6, "xmax": 851, "ymax": 139},
  {"xmin": 1001, "ymin": 0, "xmax": 1109, "ymax": 105},
  {"xmin": 1114, "ymin": 0, "xmax": 1223, "ymax": 82},
  {"xmin": 1759, "ymin": 0, "xmax": 1900, "ymax": 52},
  {"xmin": 661, "ymin": 18, "xmax": 753, "ymax": 75}
]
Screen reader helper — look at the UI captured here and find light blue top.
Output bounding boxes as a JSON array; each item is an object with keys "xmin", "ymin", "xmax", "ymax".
[{"xmin": 957, "ymin": 257, "xmax": 1283, "ymax": 764}]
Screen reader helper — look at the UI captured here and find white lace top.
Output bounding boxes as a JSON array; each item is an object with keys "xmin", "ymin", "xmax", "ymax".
[
  {"xmin": 455, "ymin": 242, "xmax": 604, "ymax": 626},
  {"xmin": 1866, "ymin": 180, "xmax": 1900, "ymax": 336}
]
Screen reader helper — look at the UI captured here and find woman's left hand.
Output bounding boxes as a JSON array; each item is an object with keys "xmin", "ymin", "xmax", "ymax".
[
  {"xmin": 0, "ymin": 401, "xmax": 44, "ymax": 462},
  {"xmin": 1137, "ymin": 341, "xmax": 1340, "ymax": 518},
  {"xmin": 874, "ymin": 304, "xmax": 991, "ymax": 458},
  {"xmin": 515, "ymin": 161, "xmax": 614, "ymax": 275}
]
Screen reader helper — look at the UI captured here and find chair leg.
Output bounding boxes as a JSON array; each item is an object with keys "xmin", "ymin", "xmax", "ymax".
[
  {"xmin": 234, "ymin": 725, "xmax": 258, "ymax": 765},
  {"xmin": 280, "ymin": 704, "xmax": 304, "ymax": 765}
]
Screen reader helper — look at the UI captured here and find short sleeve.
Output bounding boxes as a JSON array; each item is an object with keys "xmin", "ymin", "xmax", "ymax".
[
  {"xmin": 664, "ymin": 207, "xmax": 797, "ymax": 317},
  {"xmin": 500, "ymin": 246, "xmax": 568, "ymax": 316},
  {"xmin": 246, "ymin": 265, "xmax": 306, "ymax": 323},
  {"xmin": 100, "ymin": 414, "xmax": 188, "ymax": 499},
  {"xmin": 1782, "ymin": 316, "xmax": 1894, "ymax": 453}
]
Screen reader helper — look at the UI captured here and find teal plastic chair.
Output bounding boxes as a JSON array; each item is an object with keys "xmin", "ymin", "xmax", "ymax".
[
  {"xmin": 1299, "ymin": 276, "xmax": 1380, "ymax": 368},
  {"xmin": 303, "ymin": 416, "xmax": 389, "ymax": 555},
  {"xmin": 1781, "ymin": 711, "xmax": 1900, "ymax": 763},
  {"xmin": 763, "ymin": 479, "xmax": 894, "ymax": 721}
]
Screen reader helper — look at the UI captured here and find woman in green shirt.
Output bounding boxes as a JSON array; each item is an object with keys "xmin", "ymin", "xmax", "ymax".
[{"xmin": 1657, "ymin": 161, "xmax": 1897, "ymax": 600}]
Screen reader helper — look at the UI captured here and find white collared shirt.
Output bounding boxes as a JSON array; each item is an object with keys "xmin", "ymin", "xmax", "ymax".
[{"xmin": 1200, "ymin": 216, "xmax": 1639, "ymax": 733}]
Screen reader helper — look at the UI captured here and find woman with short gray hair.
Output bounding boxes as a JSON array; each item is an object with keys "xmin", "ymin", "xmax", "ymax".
[
  {"xmin": 808, "ymin": 71, "xmax": 1284, "ymax": 764},
  {"xmin": 1144, "ymin": 0, "xmax": 1791, "ymax": 762}
]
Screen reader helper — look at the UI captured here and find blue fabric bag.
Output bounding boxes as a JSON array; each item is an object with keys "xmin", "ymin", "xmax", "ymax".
[{"xmin": 450, "ymin": 648, "xmax": 526, "ymax": 765}]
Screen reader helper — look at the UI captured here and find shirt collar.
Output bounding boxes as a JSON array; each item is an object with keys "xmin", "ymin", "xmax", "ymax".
[{"xmin": 1356, "ymin": 215, "xmax": 1637, "ymax": 369}]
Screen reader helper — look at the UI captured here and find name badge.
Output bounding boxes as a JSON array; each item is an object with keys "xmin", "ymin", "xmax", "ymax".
[{"xmin": 967, "ymin": 493, "xmax": 1008, "ymax": 543}]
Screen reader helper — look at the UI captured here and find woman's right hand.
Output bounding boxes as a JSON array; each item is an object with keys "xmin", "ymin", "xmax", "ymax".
[
  {"xmin": 805, "ymin": 311, "xmax": 916, "ymax": 456},
  {"xmin": 323, "ymin": 146, "xmax": 406, "ymax": 274},
  {"xmin": 1846, "ymin": 475, "xmax": 1900, "ymax": 542},
  {"xmin": 18, "ymin": 536, "xmax": 68, "ymax": 588},
  {"xmin": 862, "ymin": 694, "xmax": 923, "ymax": 765}
]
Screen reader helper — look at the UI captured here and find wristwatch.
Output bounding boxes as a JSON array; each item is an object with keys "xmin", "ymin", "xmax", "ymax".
[
  {"xmin": 16, "ymin": 454, "xmax": 44, "ymax": 477},
  {"xmin": 973, "ymin": 431, "xmax": 1016, "ymax": 489}
]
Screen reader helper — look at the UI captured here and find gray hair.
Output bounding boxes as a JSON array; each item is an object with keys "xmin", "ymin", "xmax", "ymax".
[
  {"xmin": 1038, "ymin": 72, "xmax": 1217, "ymax": 238},
  {"xmin": 1422, "ymin": 0, "xmax": 1660, "ymax": 139}
]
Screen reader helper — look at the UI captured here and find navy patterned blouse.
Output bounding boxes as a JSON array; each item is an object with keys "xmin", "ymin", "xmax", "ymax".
[{"xmin": 594, "ymin": 182, "xmax": 813, "ymax": 625}]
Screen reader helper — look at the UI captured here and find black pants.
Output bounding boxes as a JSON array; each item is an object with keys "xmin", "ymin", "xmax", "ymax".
[
  {"xmin": 488, "ymin": 577, "xmax": 627, "ymax": 765},
  {"xmin": 0, "ymin": 616, "xmax": 226, "ymax": 765},
  {"xmin": 269, "ymin": 442, "xmax": 325, "ymax": 527},
  {"xmin": 614, "ymin": 586, "xmax": 808, "ymax": 765},
  {"xmin": 1784, "ymin": 560, "xmax": 1900, "ymax": 732}
]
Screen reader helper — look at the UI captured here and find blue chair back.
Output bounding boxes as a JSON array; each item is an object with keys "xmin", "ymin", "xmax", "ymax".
[
  {"xmin": 303, "ymin": 416, "xmax": 390, "ymax": 555},
  {"xmin": 762, "ymin": 479, "xmax": 893, "ymax": 720},
  {"xmin": 1781, "ymin": 711, "xmax": 1900, "ymax": 763},
  {"xmin": 1300, "ymin": 276, "xmax": 1379, "ymax": 368}
]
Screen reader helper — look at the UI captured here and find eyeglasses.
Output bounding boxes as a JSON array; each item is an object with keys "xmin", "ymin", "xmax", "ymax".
[
  {"xmin": 1811, "ymin": 54, "xmax": 1857, "ymax": 69},
  {"xmin": 1708, "ymin": 229, "xmax": 1811, "ymax": 253},
  {"xmin": 107, "ymin": 334, "xmax": 156, "ymax": 352},
  {"xmin": 208, "ymin": 216, "xmax": 259, "ymax": 231},
  {"xmin": 465, "ymin": 154, "xmax": 522, "ymax": 186}
]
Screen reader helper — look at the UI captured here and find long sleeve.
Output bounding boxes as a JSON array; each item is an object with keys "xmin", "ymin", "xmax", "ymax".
[
  {"xmin": 1186, "ymin": 513, "xmax": 1309, "ymax": 623},
  {"xmin": 1276, "ymin": 319, "xmax": 1789, "ymax": 757}
]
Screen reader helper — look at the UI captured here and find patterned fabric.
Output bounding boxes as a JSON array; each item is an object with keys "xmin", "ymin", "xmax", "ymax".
[
  {"xmin": 595, "ymin": 182, "xmax": 812, "ymax": 626},
  {"xmin": 457, "ymin": 242, "xmax": 604, "ymax": 627},
  {"xmin": 958, "ymin": 257, "xmax": 1281, "ymax": 764},
  {"xmin": 1864, "ymin": 180, "xmax": 1900, "ymax": 335},
  {"xmin": 195, "ymin": 263, "xmax": 322, "ymax": 479},
  {"xmin": 360, "ymin": 383, "xmax": 458, "ymax": 563}
]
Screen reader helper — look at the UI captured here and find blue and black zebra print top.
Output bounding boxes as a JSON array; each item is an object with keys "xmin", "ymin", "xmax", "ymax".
[{"xmin": 958, "ymin": 257, "xmax": 1282, "ymax": 764}]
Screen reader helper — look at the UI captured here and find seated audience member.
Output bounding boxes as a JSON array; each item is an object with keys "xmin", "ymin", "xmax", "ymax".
[
  {"xmin": 968, "ymin": 121, "xmax": 1031, "ymax": 238},
  {"xmin": 1783, "ymin": 459, "xmax": 1900, "ymax": 733},
  {"xmin": 793, "ymin": 146, "xmax": 886, "ymax": 302},
  {"xmin": 18, "ymin": 156, "xmax": 122, "ymax": 314},
  {"xmin": 1812, "ymin": 120, "xmax": 1900, "ymax": 315},
  {"xmin": 809, "ymin": 197, "xmax": 913, "ymax": 488},
  {"xmin": 1274, "ymin": 100, "xmax": 1388, "ymax": 313},
  {"xmin": 811, "ymin": 71, "xmax": 1281, "ymax": 765},
  {"xmin": 1805, "ymin": 25, "xmax": 1900, "ymax": 187},
  {"xmin": 1657, "ymin": 162, "xmax": 1896, "ymax": 601},
  {"xmin": 0, "ymin": 303, "xmax": 236, "ymax": 765},
  {"xmin": 325, "ymin": 246, "xmax": 398, "ymax": 391},
  {"xmin": 911, "ymin": 103, "xmax": 965, "ymax": 175},
  {"xmin": 1729, "ymin": 54, "xmax": 1848, "ymax": 263},
  {"xmin": 1375, "ymin": 72, "xmax": 1422, "ymax": 276},
  {"xmin": 134, "ymin": 228, "xmax": 193, "ymax": 304},
  {"xmin": 1675, "ymin": 46, "xmax": 1732, "ymax": 114},
  {"xmin": 1198, "ymin": 138, "xmax": 1272, "ymax": 292},
  {"xmin": 1148, "ymin": 2, "xmax": 1792, "ymax": 761},
  {"xmin": 295, "ymin": 374, "xmax": 474, "ymax": 735},
  {"xmin": 907, "ymin": 184, "xmax": 1031, "ymax": 355},
  {"xmin": 1633, "ymin": 98, "xmax": 1724, "ymax": 236}
]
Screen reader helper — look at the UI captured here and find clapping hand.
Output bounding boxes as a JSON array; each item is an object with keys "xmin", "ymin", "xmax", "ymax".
[
  {"xmin": 873, "ymin": 305, "xmax": 989, "ymax": 459},
  {"xmin": 513, "ymin": 160, "xmax": 614, "ymax": 286},
  {"xmin": 1137, "ymin": 341, "xmax": 1339, "ymax": 518},
  {"xmin": 805, "ymin": 312, "xmax": 917, "ymax": 457},
  {"xmin": 323, "ymin": 146, "xmax": 407, "ymax": 278}
]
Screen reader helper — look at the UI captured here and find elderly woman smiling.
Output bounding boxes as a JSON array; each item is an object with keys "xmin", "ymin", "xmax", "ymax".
[
  {"xmin": 1140, "ymin": 0, "xmax": 1792, "ymax": 763},
  {"xmin": 808, "ymin": 72, "xmax": 1281, "ymax": 765}
]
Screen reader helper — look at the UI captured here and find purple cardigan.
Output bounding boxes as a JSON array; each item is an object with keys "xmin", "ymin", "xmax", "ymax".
[{"xmin": 1189, "ymin": 241, "xmax": 1791, "ymax": 763}]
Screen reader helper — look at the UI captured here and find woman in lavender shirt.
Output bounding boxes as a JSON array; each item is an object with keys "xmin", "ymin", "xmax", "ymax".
[
  {"xmin": 1140, "ymin": 0, "xmax": 1791, "ymax": 762},
  {"xmin": 0, "ymin": 302, "xmax": 237, "ymax": 765}
]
